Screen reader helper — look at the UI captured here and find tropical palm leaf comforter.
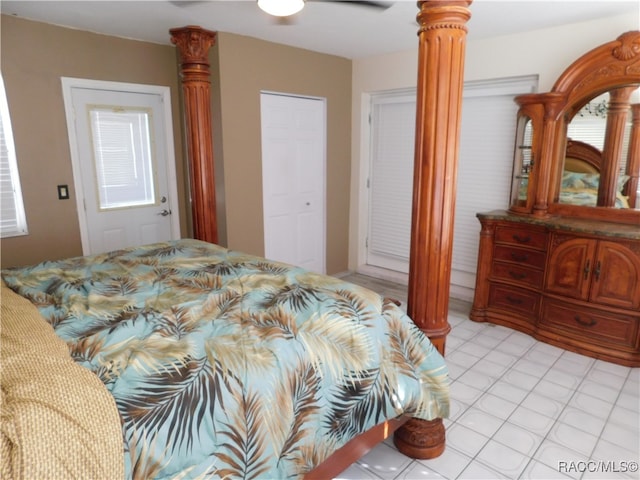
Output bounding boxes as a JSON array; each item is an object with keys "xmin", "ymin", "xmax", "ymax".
[{"xmin": 1, "ymin": 238, "xmax": 449, "ymax": 479}]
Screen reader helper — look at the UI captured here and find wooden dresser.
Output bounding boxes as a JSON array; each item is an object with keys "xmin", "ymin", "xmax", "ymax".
[{"xmin": 471, "ymin": 211, "xmax": 640, "ymax": 366}]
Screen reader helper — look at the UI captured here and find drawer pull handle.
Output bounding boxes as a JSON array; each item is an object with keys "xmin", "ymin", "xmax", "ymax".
[
  {"xmin": 583, "ymin": 259, "xmax": 590, "ymax": 280},
  {"xmin": 574, "ymin": 315, "xmax": 597, "ymax": 328},
  {"xmin": 511, "ymin": 252, "xmax": 529, "ymax": 262},
  {"xmin": 594, "ymin": 261, "xmax": 601, "ymax": 281},
  {"xmin": 506, "ymin": 295, "xmax": 523, "ymax": 305},
  {"xmin": 512, "ymin": 234, "xmax": 531, "ymax": 243},
  {"xmin": 509, "ymin": 271, "xmax": 527, "ymax": 280}
]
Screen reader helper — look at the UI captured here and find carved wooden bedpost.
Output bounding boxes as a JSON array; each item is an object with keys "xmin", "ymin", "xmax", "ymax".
[
  {"xmin": 170, "ymin": 26, "xmax": 219, "ymax": 244},
  {"xmin": 394, "ymin": 0, "xmax": 472, "ymax": 459}
]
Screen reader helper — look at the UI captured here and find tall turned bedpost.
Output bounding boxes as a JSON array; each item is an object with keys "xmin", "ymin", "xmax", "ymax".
[
  {"xmin": 170, "ymin": 26, "xmax": 219, "ymax": 244},
  {"xmin": 394, "ymin": 0, "xmax": 472, "ymax": 459}
]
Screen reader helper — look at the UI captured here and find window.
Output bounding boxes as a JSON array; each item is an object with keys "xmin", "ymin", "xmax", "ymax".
[
  {"xmin": 0, "ymin": 74, "xmax": 28, "ymax": 238},
  {"xmin": 89, "ymin": 106, "xmax": 157, "ymax": 210}
]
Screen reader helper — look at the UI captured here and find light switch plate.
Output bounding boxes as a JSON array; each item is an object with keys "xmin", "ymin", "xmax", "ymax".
[{"xmin": 57, "ymin": 185, "xmax": 69, "ymax": 200}]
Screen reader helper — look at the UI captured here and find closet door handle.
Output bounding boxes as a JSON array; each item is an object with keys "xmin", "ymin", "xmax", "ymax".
[
  {"xmin": 583, "ymin": 259, "xmax": 590, "ymax": 280},
  {"xmin": 575, "ymin": 315, "xmax": 597, "ymax": 328},
  {"xmin": 593, "ymin": 261, "xmax": 601, "ymax": 281}
]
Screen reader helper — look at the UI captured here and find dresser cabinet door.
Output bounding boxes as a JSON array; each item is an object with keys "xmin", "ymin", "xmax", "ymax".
[
  {"xmin": 591, "ymin": 241, "xmax": 640, "ymax": 310},
  {"xmin": 545, "ymin": 237, "xmax": 596, "ymax": 301}
]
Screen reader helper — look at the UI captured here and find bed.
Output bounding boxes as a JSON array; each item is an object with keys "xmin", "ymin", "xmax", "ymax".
[
  {"xmin": 1, "ymin": 239, "xmax": 448, "ymax": 478},
  {"xmin": 559, "ymin": 139, "xmax": 631, "ymax": 208},
  {"xmin": 1, "ymin": 1, "xmax": 472, "ymax": 478}
]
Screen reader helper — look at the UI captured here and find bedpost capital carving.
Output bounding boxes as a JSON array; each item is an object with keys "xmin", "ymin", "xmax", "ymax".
[
  {"xmin": 170, "ymin": 25, "xmax": 217, "ymax": 67},
  {"xmin": 416, "ymin": 0, "xmax": 472, "ymax": 33}
]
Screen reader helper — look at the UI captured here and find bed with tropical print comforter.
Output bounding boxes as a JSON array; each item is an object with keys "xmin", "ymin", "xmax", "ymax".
[{"xmin": 1, "ymin": 238, "xmax": 449, "ymax": 479}]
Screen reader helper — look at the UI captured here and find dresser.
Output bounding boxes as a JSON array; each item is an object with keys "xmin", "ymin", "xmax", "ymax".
[
  {"xmin": 471, "ymin": 211, "xmax": 640, "ymax": 366},
  {"xmin": 470, "ymin": 33, "xmax": 640, "ymax": 367}
]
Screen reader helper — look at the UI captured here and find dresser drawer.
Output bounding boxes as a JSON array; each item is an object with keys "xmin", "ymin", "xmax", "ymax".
[
  {"xmin": 541, "ymin": 299, "xmax": 639, "ymax": 348},
  {"xmin": 494, "ymin": 245, "xmax": 547, "ymax": 269},
  {"xmin": 489, "ymin": 284, "xmax": 540, "ymax": 318},
  {"xmin": 495, "ymin": 226, "xmax": 547, "ymax": 250},
  {"xmin": 491, "ymin": 262, "xmax": 544, "ymax": 288}
]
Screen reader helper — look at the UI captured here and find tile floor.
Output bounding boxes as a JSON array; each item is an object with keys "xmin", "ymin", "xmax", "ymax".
[{"xmin": 335, "ymin": 274, "xmax": 640, "ymax": 480}]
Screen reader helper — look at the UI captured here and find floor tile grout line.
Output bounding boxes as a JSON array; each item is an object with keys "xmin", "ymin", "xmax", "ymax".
[{"xmin": 341, "ymin": 274, "xmax": 639, "ymax": 480}]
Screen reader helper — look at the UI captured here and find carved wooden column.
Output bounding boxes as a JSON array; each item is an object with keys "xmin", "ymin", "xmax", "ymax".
[
  {"xmin": 599, "ymin": 86, "xmax": 635, "ymax": 207},
  {"xmin": 625, "ymin": 103, "xmax": 640, "ymax": 208},
  {"xmin": 170, "ymin": 26, "xmax": 219, "ymax": 244},
  {"xmin": 533, "ymin": 94, "xmax": 565, "ymax": 217},
  {"xmin": 394, "ymin": 0, "xmax": 471, "ymax": 460}
]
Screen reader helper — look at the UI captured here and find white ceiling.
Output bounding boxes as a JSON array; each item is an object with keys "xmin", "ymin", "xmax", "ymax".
[{"xmin": 2, "ymin": 0, "xmax": 639, "ymax": 59}]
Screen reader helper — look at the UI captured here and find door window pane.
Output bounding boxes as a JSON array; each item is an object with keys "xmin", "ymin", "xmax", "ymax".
[{"xmin": 89, "ymin": 106, "xmax": 157, "ymax": 210}]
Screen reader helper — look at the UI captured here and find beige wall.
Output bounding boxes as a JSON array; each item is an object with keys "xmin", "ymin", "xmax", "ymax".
[
  {"xmin": 0, "ymin": 15, "xmax": 187, "ymax": 268},
  {"xmin": 349, "ymin": 12, "xmax": 640, "ymax": 273},
  {"xmin": 214, "ymin": 32, "xmax": 352, "ymax": 274},
  {"xmin": 0, "ymin": 19, "xmax": 353, "ymax": 275}
]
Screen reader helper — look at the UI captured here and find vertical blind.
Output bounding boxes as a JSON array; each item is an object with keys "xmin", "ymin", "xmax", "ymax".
[
  {"xmin": 0, "ymin": 74, "xmax": 28, "ymax": 238},
  {"xmin": 365, "ymin": 77, "xmax": 537, "ymax": 295},
  {"xmin": 367, "ymin": 92, "xmax": 415, "ymax": 273}
]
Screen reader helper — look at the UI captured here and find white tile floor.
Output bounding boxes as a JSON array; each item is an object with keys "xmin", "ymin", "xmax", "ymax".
[{"xmin": 335, "ymin": 274, "xmax": 640, "ymax": 480}]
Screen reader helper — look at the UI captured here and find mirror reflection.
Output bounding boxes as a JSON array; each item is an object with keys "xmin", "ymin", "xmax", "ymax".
[{"xmin": 560, "ymin": 85, "xmax": 640, "ymax": 209}]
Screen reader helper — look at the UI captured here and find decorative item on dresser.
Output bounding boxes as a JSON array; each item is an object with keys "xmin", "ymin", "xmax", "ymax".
[{"xmin": 471, "ymin": 31, "xmax": 640, "ymax": 368}]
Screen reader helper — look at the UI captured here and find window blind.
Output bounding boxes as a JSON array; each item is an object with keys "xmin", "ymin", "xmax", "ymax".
[
  {"xmin": 365, "ymin": 77, "xmax": 537, "ymax": 298},
  {"xmin": 366, "ymin": 92, "xmax": 415, "ymax": 273},
  {"xmin": 0, "ymin": 74, "xmax": 28, "ymax": 238}
]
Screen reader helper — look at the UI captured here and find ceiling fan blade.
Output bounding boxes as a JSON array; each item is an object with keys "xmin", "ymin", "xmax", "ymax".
[
  {"xmin": 310, "ymin": 0, "xmax": 393, "ymax": 10},
  {"xmin": 168, "ymin": 1, "xmax": 209, "ymax": 7}
]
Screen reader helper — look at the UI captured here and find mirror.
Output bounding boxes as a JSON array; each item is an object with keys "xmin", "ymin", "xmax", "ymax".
[
  {"xmin": 510, "ymin": 32, "xmax": 640, "ymax": 225},
  {"xmin": 560, "ymin": 86, "xmax": 640, "ymax": 210}
]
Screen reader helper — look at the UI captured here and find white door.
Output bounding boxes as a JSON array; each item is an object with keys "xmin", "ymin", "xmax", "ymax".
[
  {"xmin": 260, "ymin": 92, "xmax": 326, "ymax": 273},
  {"xmin": 62, "ymin": 78, "xmax": 180, "ymax": 255}
]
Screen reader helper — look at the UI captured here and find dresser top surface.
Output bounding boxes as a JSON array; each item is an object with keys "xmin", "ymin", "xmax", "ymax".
[{"xmin": 477, "ymin": 210, "xmax": 640, "ymax": 240}]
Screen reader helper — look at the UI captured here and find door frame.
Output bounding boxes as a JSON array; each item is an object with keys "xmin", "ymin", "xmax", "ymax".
[{"xmin": 61, "ymin": 77, "xmax": 181, "ymax": 255}]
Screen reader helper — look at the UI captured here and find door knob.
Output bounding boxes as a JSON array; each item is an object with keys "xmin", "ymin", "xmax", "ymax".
[{"xmin": 157, "ymin": 209, "xmax": 171, "ymax": 216}]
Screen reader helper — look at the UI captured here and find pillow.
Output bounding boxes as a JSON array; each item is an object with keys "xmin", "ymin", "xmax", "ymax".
[
  {"xmin": 561, "ymin": 171, "xmax": 599, "ymax": 189},
  {"xmin": 561, "ymin": 172, "xmax": 630, "ymax": 193}
]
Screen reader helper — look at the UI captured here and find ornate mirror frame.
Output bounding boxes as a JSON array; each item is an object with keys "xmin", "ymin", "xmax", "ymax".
[{"xmin": 510, "ymin": 31, "xmax": 640, "ymax": 225}]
